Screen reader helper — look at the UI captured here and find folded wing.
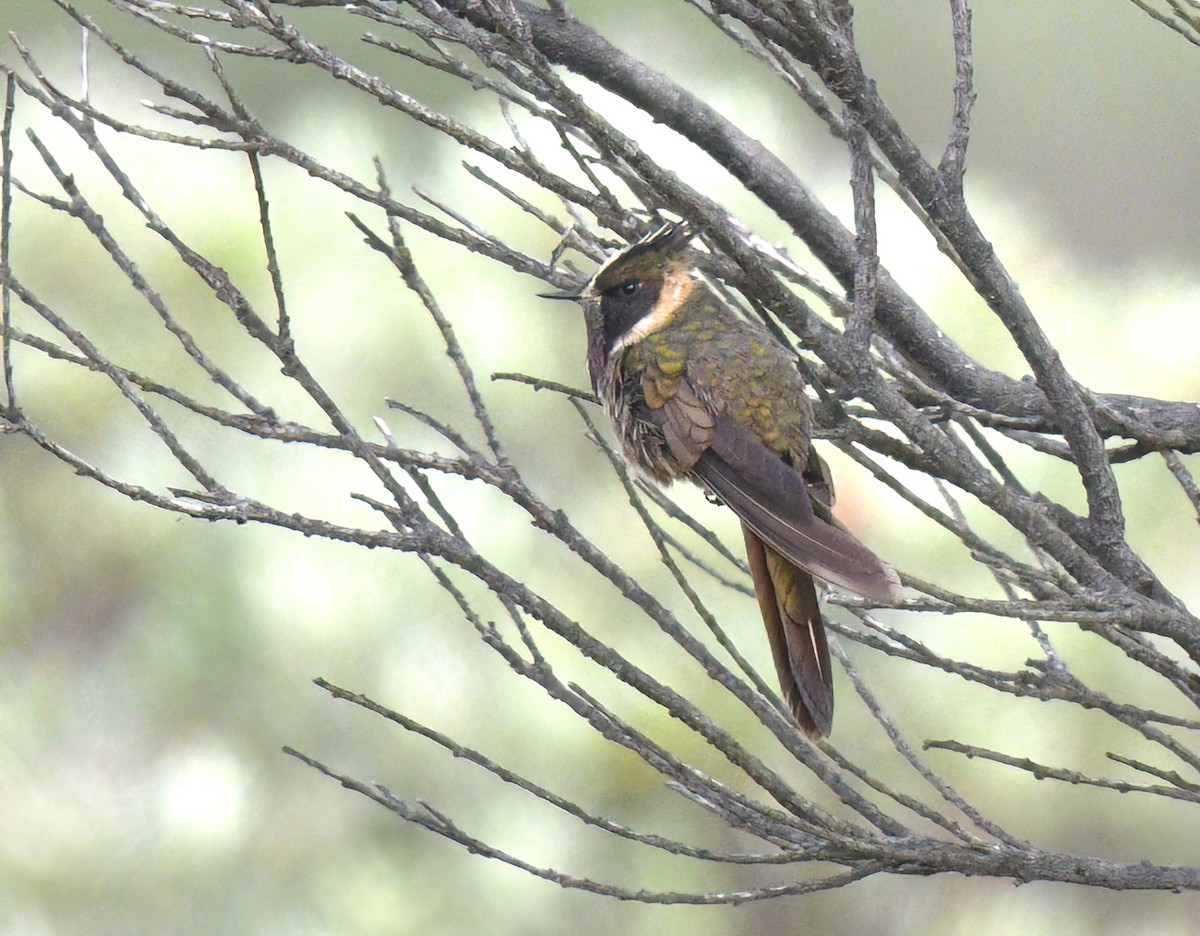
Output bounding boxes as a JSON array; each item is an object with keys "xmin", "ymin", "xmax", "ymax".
[{"xmin": 693, "ymin": 415, "xmax": 900, "ymax": 604}]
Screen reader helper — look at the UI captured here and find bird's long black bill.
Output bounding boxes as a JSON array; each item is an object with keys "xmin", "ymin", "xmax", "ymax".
[{"xmin": 538, "ymin": 291, "xmax": 583, "ymax": 301}]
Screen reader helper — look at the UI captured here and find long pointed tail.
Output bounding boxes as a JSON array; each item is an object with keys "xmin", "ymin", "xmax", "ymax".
[{"xmin": 743, "ymin": 521, "xmax": 833, "ymax": 739}]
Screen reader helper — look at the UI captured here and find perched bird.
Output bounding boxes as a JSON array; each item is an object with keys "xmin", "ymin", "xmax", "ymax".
[{"xmin": 545, "ymin": 222, "xmax": 900, "ymax": 738}]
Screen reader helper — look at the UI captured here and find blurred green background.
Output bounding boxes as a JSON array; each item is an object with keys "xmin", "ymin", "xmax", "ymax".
[{"xmin": 2, "ymin": 2, "xmax": 1200, "ymax": 934}]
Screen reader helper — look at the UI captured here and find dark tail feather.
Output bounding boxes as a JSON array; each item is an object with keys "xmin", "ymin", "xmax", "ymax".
[{"xmin": 743, "ymin": 522, "xmax": 833, "ymax": 739}]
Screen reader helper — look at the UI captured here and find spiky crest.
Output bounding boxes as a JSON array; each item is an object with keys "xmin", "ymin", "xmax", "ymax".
[{"xmin": 584, "ymin": 222, "xmax": 694, "ymax": 298}]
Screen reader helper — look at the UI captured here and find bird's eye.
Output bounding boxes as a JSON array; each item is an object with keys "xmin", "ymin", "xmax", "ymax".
[{"xmin": 620, "ymin": 281, "xmax": 640, "ymax": 297}]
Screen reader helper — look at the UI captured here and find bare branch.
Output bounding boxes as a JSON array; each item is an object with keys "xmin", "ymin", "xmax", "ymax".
[{"xmin": 3, "ymin": 0, "xmax": 1198, "ymax": 909}]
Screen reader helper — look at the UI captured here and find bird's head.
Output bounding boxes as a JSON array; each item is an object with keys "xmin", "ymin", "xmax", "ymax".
[{"xmin": 543, "ymin": 222, "xmax": 698, "ymax": 385}]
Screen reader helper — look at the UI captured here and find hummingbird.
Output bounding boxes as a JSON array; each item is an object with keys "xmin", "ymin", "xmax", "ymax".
[{"xmin": 544, "ymin": 222, "xmax": 900, "ymax": 738}]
